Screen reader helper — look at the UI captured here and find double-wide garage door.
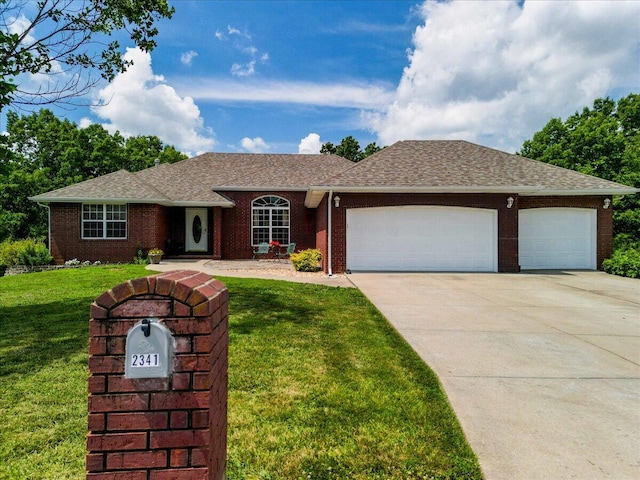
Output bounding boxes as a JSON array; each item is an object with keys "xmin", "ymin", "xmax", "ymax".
[
  {"xmin": 519, "ymin": 208, "xmax": 596, "ymax": 270},
  {"xmin": 346, "ymin": 206, "xmax": 498, "ymax": 272}
]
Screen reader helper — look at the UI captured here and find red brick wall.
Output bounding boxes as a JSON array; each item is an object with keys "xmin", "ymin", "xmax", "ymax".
[
  {"xmin": 50, "ymin": 203, "xmax": 170, "ymax": 264},
  {"xmin": 328, "ymin": 193, "xmax": 519, "ymax": 273},
  {"xmin": 519, "ymin": 196, "xmax": 612, "ymax": 269},
  {"xmin": 219, "ymin": 191, "xmax": 316, "ymax": 259},
  {"xmin": 87, "ymin": 270, "xmax": 228, "ymax": 480}
]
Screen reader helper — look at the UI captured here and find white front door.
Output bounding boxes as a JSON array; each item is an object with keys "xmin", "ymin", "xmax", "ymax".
[{"xmin": 185, "ymin": 208, "xmax": 208, "ymax": 252}]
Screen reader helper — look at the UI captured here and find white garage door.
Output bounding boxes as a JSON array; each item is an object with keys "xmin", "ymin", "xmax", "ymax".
[
  {"xmin": 519, "ymin": 208, "xmax": 596, "ymax": 270},
  {"xmin": 346, "ymin": 206, "xmax": 498, "ymax": 272}
]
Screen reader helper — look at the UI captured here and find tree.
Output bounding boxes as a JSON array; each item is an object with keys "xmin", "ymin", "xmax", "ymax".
[
  {"xmin": 0, "ymin": 109, "xmax": 186, "ymax": 242},
  {"xmin": 320, "ymin": 136, "xmax": 382, "ymax": 162},
  {"xmin": 0, "ymin": 0, "xmax": 174, "ymax": 109},
  {"xmin": 519, "ymin": 93, "xmax": 640, "ymax": 245}
]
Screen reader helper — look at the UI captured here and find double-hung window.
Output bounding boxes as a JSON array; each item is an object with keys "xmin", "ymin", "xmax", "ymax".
[
  {"xmin": 82, "ymin": 204, "xmax": 127, "ymax": 239},
  {"xmin": 251, "ymin": 196, "xmax": 290, "ymax": 245}
]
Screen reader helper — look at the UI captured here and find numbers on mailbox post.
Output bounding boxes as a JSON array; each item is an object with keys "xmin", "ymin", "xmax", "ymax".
[{"xmin": 130, "ymin": 353, "xmax": 160, "ymax": 368}]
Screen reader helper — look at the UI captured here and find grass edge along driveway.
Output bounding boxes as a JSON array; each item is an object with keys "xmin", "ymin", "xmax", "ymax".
[{"xmin": 0, "ymin": 265, "xmax": 481, "ymax": 479}]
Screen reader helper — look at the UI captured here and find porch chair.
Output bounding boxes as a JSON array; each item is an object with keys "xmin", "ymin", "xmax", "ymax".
[
  {"xmin": 252, "ymin": 242, "xmax": 269, "ymax": 260},
  {"xmin": 276, "ymin": 242, "xmax": 296, "ymax": 261}
]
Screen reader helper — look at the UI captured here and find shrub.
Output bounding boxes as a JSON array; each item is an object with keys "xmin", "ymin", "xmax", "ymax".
[
  {"xmin": 603, "ymin": 246, "xmax": 640, "ymax": 279},
  {"xmin": 0, "ymin": 239, "xmax": 52, "ymax": 267},
  {"xmin": 0, "ymin": 240, "xmax": 21, "ymax": 267},
  {"xmin": 133, "ymin": 244, "xmax": 149, "ymax": 265},
  {"xmin": 290, "ymin": 249, "xmax": 322, "ymax": 272}
]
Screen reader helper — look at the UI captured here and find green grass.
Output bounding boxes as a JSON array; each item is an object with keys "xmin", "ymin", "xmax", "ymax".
[{"xmin": 0, "ymin": 266, "xmax": 481, "ymax": 480}]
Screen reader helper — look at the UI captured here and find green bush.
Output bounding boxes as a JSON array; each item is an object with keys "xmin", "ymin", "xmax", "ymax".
[
  {"xmin": 0, "ymin": 239, "xmax": 52, "ymax": 267},
  {"xmin": 290, "ymin": 248, "xmax": 323, "ymax": 272},
  {"xmin": 603, "ymin": 246, "xmax": 640, "ymax": 278},
  {"xmin": 0, "ymin": 240, "xmax": 21, "ymax": 267}
]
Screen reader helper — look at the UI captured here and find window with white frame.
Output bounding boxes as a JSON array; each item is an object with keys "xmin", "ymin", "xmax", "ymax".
[
  {"xmin": 82, "ymin": 204, "xmax": 127, "ymax": 239},
  {"xmin": 251, "ymin": 196, "xmax": 290, "ymax": 245}
]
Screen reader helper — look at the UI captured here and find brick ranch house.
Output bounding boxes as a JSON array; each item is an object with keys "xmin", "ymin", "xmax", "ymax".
[{"xmin": 30, "ymin": 140, "xmax": 637, "ymax": 274}]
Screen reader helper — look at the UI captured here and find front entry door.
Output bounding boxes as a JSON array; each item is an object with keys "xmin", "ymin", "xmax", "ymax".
[{"xmin": 185, "ymin": 208, "xmax": 208, "ymax": 252}]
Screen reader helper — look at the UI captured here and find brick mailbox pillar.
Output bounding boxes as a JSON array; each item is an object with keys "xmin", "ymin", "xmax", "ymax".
[{"xmin": 86, "ymin": 270, "xmax": 228, "ymax": 480}]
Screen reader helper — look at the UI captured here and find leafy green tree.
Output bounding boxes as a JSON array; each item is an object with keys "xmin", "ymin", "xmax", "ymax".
[
  {"xmin": 0, "ymin": 109, "xmax": 187, "ymax": 242},
  {"xmin": 0, "ymin": 0, "xmax": 174, "ymax": 109},
  {"xmin": 519, "ymin": 93, "xmax": 640, "ymax": 244},
  {"xmin": 321, "ymin": 136, "xmax": 382, "ymax": 162}
]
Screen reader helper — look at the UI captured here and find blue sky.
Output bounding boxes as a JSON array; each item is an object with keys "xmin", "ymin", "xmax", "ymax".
[{"xmin": 7, "ymin": 1, "xmax": 640, "ymax": 155}]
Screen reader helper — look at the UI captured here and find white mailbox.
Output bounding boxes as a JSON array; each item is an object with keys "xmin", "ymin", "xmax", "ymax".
[{"xmin": 125, "ymin": 318, "xmax": 174, "ymax": 379}]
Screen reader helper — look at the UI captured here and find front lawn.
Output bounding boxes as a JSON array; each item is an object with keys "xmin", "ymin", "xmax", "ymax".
[{"xmin": 0, "ymin": 266, "xmax": 481, "ymax": 479}]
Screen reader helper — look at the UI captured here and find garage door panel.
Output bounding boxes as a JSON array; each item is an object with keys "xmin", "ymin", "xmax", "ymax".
[
  {"xmin": 519, "ymin": 208, "xmax": 596, "ymax": 270},
  {"xmin": 346, "ymin": 206, "xmax": 497, "ymax": 272}
]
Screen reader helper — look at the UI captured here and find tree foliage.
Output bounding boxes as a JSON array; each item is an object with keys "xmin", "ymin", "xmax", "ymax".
[
  {"xmin": 519, "ymin": 93, "xmax": 640, "ymax": 244},
  {"xmin": 0, "ymin": 109, "xmax": 186, "ymax": 241},
  {"xmin": 321, "ymin": 135, "xmax": 382, "ymax": 162},
  {"xmin": 0, "ymin": 0, "xmax": 174, "ymax": 109}
]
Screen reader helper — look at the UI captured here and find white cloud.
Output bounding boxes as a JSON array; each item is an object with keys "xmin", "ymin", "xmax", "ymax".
[
  {"xmin": 91, "ymin": 47, "xmax": 215, "ymax": 154},
  {"xmin": 240, "ymin": 137, "xmax": 269, "ymax": 153},
  {"xmin": 179, "ymin": 78, "xmax": 394, "ymax": 109},
  {"xmin": 367, "ymin": 0, "xmax": 640, "ymax": 152},
  {"xmin": 180, "ymin": 50, "xmax": 198, "ymax": 66},
  {"xmin": 231, "ymin": 61, "xmax": 256, "ymax": 77},
  {"xmin": 215, "ymin": 30, "xmax": 224, "ymax": 40},
  {"xmin": 79, "ymin": 117, "xmax": 93, "ymax": 129},
  {"xmin": 298, "ymin": 133, "xmax": 323, "ymax": 154},
  {"xmin": 227, "ymin": 25, "xmax": 242, "ymax": 36},
  {"xmin": 8, "ymin": 14, "xmax": 36, "ymax": 44}
]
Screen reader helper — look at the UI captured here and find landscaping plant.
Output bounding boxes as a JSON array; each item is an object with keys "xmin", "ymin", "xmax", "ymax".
[{"xmin": 290, "ymin": 248, "xmax": 323, "ymax": 272}]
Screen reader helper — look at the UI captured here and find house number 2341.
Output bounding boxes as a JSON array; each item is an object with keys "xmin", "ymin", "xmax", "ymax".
[{"xmin": 130, "ymin": 353, "xmax": 160, "ymax": 367}]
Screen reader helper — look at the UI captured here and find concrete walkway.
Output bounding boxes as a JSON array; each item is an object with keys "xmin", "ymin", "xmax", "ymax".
[
  {"xmin": 146, "ymin": 259, "xmax": 354, "ymax": 288},
  {"xmin": 349, "ymin": 271, "xmax": 640, "ymax": 480}
]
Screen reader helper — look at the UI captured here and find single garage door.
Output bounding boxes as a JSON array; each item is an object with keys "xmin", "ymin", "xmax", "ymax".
[
  {"xmin": 346, "ymin": 206, "xmax": 498, "ymax": 272},
  {"xmin": 519, "ymin": 208, "xmax": 596, "ymax": 270}
]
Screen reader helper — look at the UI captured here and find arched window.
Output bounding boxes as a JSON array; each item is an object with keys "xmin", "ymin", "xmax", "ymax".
[{"xmin": 252, "ymin": 196, "xmax": 290, "ymax": 245}]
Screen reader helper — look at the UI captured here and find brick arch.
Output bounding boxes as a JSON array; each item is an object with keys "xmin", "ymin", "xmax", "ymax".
[{"xmin": 92, "ymin": 270, "xmax": 225, "ymax": 319}]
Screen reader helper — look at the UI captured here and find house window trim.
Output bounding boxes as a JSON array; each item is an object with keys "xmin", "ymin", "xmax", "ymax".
[
  {"xmin": 81, "ymin": 203, "xmax": 128, "ymax": 240},
  {"xmin": 251, "ymin": 195, "xmax": 290, "ymax": 246}
]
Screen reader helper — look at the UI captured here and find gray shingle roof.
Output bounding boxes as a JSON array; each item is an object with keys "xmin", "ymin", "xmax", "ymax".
[
  {"xmin": 31, "ymin": 141, "xmax": 637, "ymax": 207},
  {"xmin": 317, "ymin": 140, "xmax": 636, "ymax": 192},
  {"xmin": 30, "ymin": 170, "xmax": 172, "ymax": 203},
  {"xmin": 31, "ymin": 153, "xmax": 353, "ymax": 205}
]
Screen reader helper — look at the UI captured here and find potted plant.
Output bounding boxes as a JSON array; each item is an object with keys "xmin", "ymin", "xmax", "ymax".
[
  {"xmin": 269, "ymin": 240, "xmax": 281, "ymax": 257},
  {"xmin": 148, "ymin": 248, "xmax": 164, "ymax": 264}
]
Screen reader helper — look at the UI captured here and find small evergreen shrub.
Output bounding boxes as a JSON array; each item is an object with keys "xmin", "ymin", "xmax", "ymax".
[
  {"xmin": 0, "ymin": 239, "xmax": 52, "ymax": 267},
  {"xmin": 133, "ymin": 244, "xmax": 149, "ymax": 265},
  {"xmin": 290, "ymin": 249, "xmax": 322, "ymax": 272},
  {"xmin": 603, "ymin": 246, "xmax": 640, "ymax": 279}
]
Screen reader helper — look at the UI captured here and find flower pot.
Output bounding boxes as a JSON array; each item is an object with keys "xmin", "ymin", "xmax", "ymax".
[{"xmin": 148, "ymin": 254, "xmax": 162, "ymax": 264}]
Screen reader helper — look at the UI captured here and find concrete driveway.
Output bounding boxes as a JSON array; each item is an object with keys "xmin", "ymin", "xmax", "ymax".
[{"xmin": 349, "ymin": 271, "xmax": 639, "ymax": 480}]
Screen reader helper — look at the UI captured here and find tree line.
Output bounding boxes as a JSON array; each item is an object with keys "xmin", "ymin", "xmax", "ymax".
[
  {"xmin": 519, "ymin": 93, "xmax": 639, "ymax": 247},
  {"xmin": 0, "ymin": 109, "xmax": 186, "ymax": 241}
]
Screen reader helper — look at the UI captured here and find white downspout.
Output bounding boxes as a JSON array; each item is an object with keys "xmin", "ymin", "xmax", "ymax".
[{"xmin": 327, "ymin": 190, "xmax": 333, "ymax": 277}]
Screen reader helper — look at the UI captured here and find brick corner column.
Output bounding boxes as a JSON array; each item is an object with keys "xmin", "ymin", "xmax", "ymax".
[{"xmin": 87, "ymin": 270, "xmax": 228, "ymax": 480}]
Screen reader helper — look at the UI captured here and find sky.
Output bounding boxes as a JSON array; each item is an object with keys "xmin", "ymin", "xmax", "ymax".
[{"xmin": 6, "ymin": 0, "xmax": 640, "ymax": 156}]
